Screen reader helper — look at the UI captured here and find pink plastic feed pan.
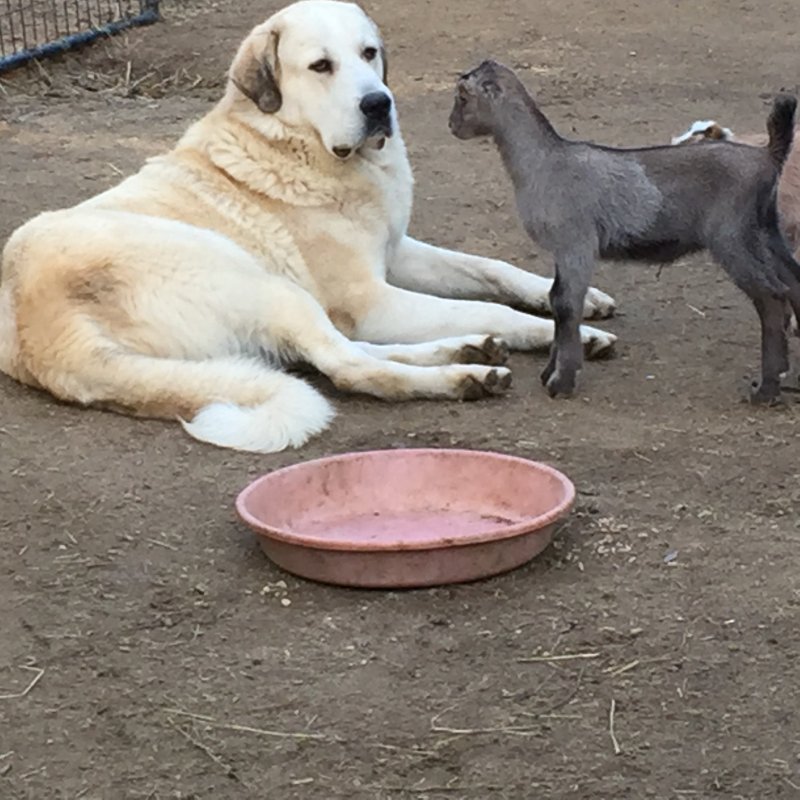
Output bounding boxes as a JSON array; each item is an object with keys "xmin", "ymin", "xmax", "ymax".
[{"xmin": 235, "ymin": 448, "xmax": 576, "ymax": 589}]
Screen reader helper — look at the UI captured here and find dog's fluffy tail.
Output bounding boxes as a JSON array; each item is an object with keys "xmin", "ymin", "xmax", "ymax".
[
  {"xmin": 767, "ymin": 94, "xmax": 797, "ymax": 167},
  {"xmin": 145, "ymin": 355, "xmax": 333, "ymax": 453},
  {"xmin": 33, "ymin": 338, "xmax": 334, "ymax": 453},
  {"xmin": 177, "ymin": 358, "xmax": 334, "ymax": 453}
]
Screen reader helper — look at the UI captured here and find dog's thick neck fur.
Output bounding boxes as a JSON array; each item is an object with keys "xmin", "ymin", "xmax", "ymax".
[{"xmin": 167, "ymin": 87, "xmax": 410, "ymax": 209}]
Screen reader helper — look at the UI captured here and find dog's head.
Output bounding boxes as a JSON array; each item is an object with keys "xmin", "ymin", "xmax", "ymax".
[{"xmin": 228, "ymin": 0, "xmax": 392, "ymax": 160}]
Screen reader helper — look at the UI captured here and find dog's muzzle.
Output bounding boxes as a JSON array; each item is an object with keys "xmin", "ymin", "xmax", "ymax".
[
  {"xmin": 360, "ymin": 91, "xmax": 394, "ymax": 139},
  {"xmin": 332, "ymin": 92, "xmax": 394, "ymax": 160}
]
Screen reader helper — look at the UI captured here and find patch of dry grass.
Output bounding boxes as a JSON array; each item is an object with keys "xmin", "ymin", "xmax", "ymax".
[{"xmin": 0, "ymin": 2, "xmax": 228, "ymax": 102}]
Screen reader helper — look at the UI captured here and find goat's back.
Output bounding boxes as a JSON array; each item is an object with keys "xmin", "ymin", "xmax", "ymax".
[
  {"xmin": 634, "ymin": 140, "xmax": 774, "ymax": 200},
  {"xmin": 628, "ymin": 142, "xmax": 776, "ymax": 239},
  {"xmin": 569, "ymin": 140, "xmax": 779, "ymax": 260},
  {"xmin": 684, "ymin": 129, "xmax": 800, "ymax": 255}
]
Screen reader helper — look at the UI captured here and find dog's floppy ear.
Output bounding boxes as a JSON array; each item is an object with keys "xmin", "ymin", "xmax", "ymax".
[
  {"xmin": 230, "ymin": 30, "xmax": 282, "ymax": 113},
  {"xmin": 380, "ymin": 45, "xmax": 388, "ymax": 85}
]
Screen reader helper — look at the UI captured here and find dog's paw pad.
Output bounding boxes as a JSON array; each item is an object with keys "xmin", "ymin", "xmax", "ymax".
[
  {"xmin": 459, "ymin": 367, "xmax": 512, "ymax": 400},
  {"xmin": 457, "ymin": 336, "xmax": 509, "ymax": 366},
  {"xmin": 583, "ymin": 330, "xmax": 617, "ymax": 360},
  {"xmin": 583, "ymin": 288, "xmax": 617, "ymax": 320}
]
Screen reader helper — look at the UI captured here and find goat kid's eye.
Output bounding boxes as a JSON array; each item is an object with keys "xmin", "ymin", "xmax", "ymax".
[
  {"xmin": 309, "ymin": 58, "xmax": 333, "ymax": 73},
  {"xmin": 362, "ymin": 46, "xmax": 378, "ymax": 62}
]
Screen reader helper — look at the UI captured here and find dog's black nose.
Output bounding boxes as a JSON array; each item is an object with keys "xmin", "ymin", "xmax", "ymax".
[{"xmin": 360, "ymin": 91, "xmax": 392, "ymax": 120}]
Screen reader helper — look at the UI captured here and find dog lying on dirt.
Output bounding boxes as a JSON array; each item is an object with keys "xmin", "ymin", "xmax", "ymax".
[{"xmin": 0, "ymin": 0, "xmax": 617, "ymax": 453}]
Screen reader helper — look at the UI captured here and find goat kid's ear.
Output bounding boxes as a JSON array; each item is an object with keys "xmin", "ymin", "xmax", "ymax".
[
  {"xmin": 230, "ymin": 30, "xmax": 282, "ymax": 114},
  {"xmin": 480, "ymin": 78, "xmax": 501, "ymax": 98}
]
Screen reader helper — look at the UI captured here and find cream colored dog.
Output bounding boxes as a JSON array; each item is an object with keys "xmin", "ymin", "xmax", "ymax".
[{"xmin": 0, "ymin": 0, "xmax": 617, "ymax": 453}]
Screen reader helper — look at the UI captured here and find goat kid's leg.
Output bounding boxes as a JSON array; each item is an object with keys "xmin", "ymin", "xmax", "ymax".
[
  {"xmin": 542, "ymin": 252, "xmax": 595, "ymax": 398},
  {"xmin": 750, "ymin": 293, "xmax": 789, "ymax": 404},
  {"xmin": 540, "ymin": 344, "xmax": 558, "ymax": 387},
  {"xmin": 713, "ymin": 242, "xmax": 790, "ymax": 402},
  {"xmin": 709, "ymin": 239, "xmax": 800, "ymax": 404}
]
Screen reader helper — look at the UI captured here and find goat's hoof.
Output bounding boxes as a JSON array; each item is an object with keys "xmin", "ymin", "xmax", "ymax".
[
  {"xmin": 540, "ymin": 361, "xmax": 556, "ymax": 386},
  {"xmin": 583, "ymin": 287, "xmax": 617, "ymax": 320},
  {"xmin": 545, "ymin": 370, "xmax": 577, "ymax": 398},
  {"xmin": 582, "ymin": 328, "xmax": 617, "ymax": 360},
  {"xmin": 459, "ymin": 367, "xmax": 512, "ymax": 400},
  {"xmin": 749, "ymin": 380, "xmax": 784, "ymax": 406},
  {"xmin": 456, "ymin": 336, "xmax": 509, "ymax": 366}
]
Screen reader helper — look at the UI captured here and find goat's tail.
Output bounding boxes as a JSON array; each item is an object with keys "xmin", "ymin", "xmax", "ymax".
[{"xmin": 767, "ymin": 94, "xmax": 797, "ymax": 167}]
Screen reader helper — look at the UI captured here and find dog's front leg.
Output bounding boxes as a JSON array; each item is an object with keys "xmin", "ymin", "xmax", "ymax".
[
  {"xmin": 387, "ymin": 236, "xmax": 616, "ymax": 320},
  {"xmin": 354, "ymin": 283, "xmax": 616, "ymax": 358}
]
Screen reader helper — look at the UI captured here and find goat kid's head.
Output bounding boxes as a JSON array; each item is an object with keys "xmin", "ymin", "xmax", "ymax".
[{"xmin": 448, "ymin": 60, "xmax": 509, "ymax": 139}]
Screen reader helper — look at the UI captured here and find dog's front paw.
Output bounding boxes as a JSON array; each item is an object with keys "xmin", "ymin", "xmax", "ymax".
[
  {"xmin": 581, "ymin": 326, "xmax": 617, "ymax": 359},
  {"xmin": 583, "ymin": 287, "xmax": 616, "ymax": 319},
  {"xmin": 456, "ymin": 336, "xmax": 510, "ymax": 366},
  {"xmin": 458, "ymin": 366, "xmax": 512, "ymax": 400}
]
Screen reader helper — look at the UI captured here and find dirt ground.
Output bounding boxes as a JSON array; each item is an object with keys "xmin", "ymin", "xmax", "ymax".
[{"xmin": 2, "ymin": 0, "xmax": 800, "ymax": 798}]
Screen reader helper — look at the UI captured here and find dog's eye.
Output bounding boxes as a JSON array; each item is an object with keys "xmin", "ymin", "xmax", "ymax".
[
  {"xmin": 362, "ymin": 47, "xmax": 378, "ymax": 62},
  {"xmin": 309, "ymin": 58, "xmax": 333, "ymax": 74}
]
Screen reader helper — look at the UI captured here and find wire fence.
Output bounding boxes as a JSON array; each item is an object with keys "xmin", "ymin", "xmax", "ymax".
[{"xmin": 0, "ymin": 1, "xmax": 160, "ymax": 73}]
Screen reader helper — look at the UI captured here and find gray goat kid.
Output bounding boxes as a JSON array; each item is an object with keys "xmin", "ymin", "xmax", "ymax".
[{"xmin": 449, "ymin": 60, "xmax": 800, "ymax": 404}]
